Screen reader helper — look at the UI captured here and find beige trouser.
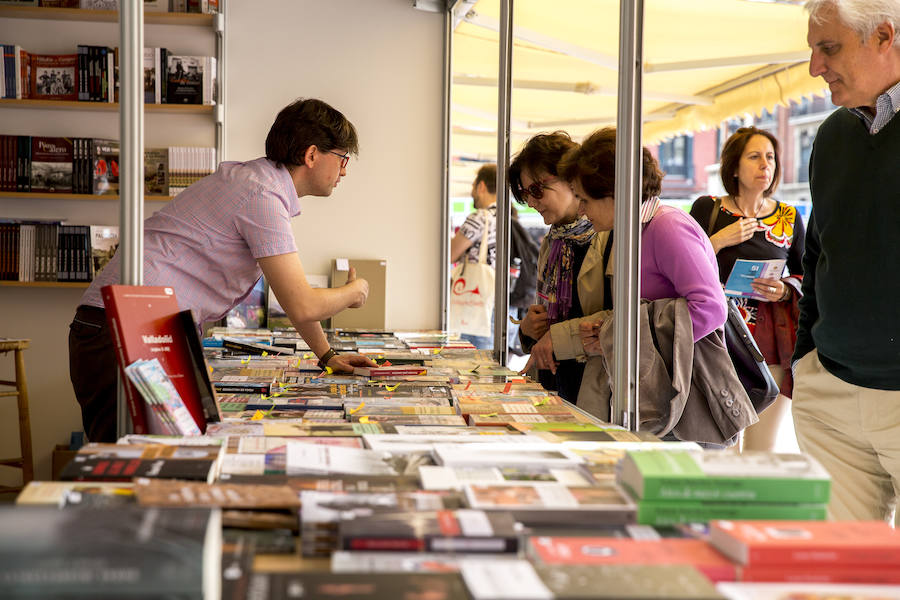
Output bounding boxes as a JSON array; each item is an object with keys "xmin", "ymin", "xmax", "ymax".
[{"xmin": 792, "ymin": 349, "xmax": 900, "ymax": 522}]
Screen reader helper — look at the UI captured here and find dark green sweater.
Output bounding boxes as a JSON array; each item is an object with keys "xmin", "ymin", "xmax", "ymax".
[{"xmin": 793, "ymin": 108, "xmax": 900, "ymax": 389}]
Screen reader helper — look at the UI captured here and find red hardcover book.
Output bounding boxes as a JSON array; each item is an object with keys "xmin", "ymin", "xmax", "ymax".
[
  {"xmin": 529, "ymin": 536, "xmax": 738, "ymax": 583},
  {"xmin": 101, "ymin": 285, "xmax": 215, "ymax": 434},
  {"xmin": 710, "ymin": 520, "xmax": 900, "ymax": 567}
]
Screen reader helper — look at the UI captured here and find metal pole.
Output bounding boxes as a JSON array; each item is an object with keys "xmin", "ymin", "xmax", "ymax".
[
  {"xmin": 117, "ymin": 0, "xmax": 143, "ymax": 439},
  {"xmin": 440, "ymin": 5, "xmax": 454, "ymax": 330},
  {"xmin": 494, "ymin": 0, "xmax": 512, "ymax": 366},
  {"xmin": 612, "ymin": 0, "xmax": 643, "ymax": 430}
]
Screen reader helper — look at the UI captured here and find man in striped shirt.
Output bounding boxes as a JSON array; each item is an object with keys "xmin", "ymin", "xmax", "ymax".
[{"xmin": 69, "ymin": 98, "xmax": 375, "ymax": 442}]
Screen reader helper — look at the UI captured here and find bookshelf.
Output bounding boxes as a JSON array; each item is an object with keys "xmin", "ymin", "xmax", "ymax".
[
  {"xmin": 0, "ymin": 99, "xmax": 215, "ymax": 114},
  {"xmin": 0, "ymin": 281, "xmax": 90, "ymax": 289},
  {"xmin": 0, "ymin": 5, "xmax": 223, "ymax": 286},
  {"xmin": 0, "ymin": 6, "xmax": 215, "ymax": 26}
]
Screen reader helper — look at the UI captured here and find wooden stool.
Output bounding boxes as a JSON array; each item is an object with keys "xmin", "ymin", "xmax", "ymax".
[{"xmin": 0, "ymin": 339, "xmax": 34, "ymax": 493}]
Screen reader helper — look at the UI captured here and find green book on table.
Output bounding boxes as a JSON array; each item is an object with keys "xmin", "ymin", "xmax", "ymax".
[
  {"xmin": 618, "ymin": 450, "xmax": 831, "ymax": 504},
  {"xmin": 635, "ymin": 498, "xmax": 827, "ymax": 526}
]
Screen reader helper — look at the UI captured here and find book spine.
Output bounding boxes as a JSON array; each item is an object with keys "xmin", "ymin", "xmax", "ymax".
[
  {"xmin": 345, "ymin": 538, "xmax": 425, "ymax": 552},
  {"xmin": 213, "ymin": 384, "xmax": 272, "ymax": 395},
  {"xmin": 640, "ymin": 478, "xmax": 831, "ymax": 505},
  {"xmin": 740, "ymin": 565, "xmax": 900, "ymax": 584},
  {"xmin": 104, "ymin": 312, "xmax": 150, "ymax": 434},
  {"xmin": 636, "ymin": 501, "xmax": 827, "ymax": 527}
]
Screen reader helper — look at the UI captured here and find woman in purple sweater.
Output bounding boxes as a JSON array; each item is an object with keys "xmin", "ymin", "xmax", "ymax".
[{"xmin": 558, "ymin": 128, "xmax": 727, "ymax": 406}]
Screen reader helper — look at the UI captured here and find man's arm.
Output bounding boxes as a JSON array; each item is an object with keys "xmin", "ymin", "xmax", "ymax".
[
  {"xmin": 793, "ymin": 210, "xmax": 820, "ymax": 363},
  {"xmin": 450, "ymin": 231, "xmax": 474, "ymax": 263},
  {"xmin": 258, "ymin": 252, "xmax": 368, "ymax": 359}
]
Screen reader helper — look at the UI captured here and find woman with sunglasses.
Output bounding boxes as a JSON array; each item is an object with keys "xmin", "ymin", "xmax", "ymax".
[
  {"xmin": 689, "ymin": 127, "xmax": 805, "ymax": 452},
  {"xmin": 508, "ymin": 132, "xmax": 599, "ymax": 402}
]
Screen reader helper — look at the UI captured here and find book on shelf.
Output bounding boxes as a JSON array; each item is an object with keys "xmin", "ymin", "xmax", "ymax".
[
  {"xmin": 89, "ymin": 224, "xmax": 118, "ymax": 277},
  {"xmin": 101, "ymin": 285, "xmax": 220, "ymax": 434},
  {"xmin": 91, "ymin": 137, "xmax": 119, "ymax": 194},
  {"xmin": 28, "ymin": 53, "xmax": 77, "ymax": 101},
  {"xmin": 0, "ymin": 506, "xmax": 221, "ymax": 599},
  {"xmin": 142, "ymin": 46, "xmax": 167, "ymax": 103},
  {"xmin": 165, "ymin": 54, "xmax": 216, "ymax": 105},
  {"xmin": 338, "ymin": 509, "xmax": 520, "ymax": 554},
  {"xmin": 30, "ymin": 136, "xmax": 72, "ymax": 193},
  {"xmin": 723, "ymin": 258, "xmax": 786, "ymax": 300},
  {"xmin": 617, "ymin": 450, "xmax": 831, "ymax": 504},
  {"xmin": 143, "ymin": 147, "xmax": 169, "ymax": 194}
]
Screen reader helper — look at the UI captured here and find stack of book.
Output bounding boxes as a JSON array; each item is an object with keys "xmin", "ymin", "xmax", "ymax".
[
  {"xmin": 710, "ymin": 520, "xmax": 900, "ymax": 585},
  {"xmin": 616, "ymin": 449, "xmax": 831, "ymax": 526}
]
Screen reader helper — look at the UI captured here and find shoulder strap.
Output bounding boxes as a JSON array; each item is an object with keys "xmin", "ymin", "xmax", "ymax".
[
  {"xmin": 477, "ymin": 209, "xmax": 491, "ymax": 264},
  {"xmin": 706, "ymin": 196, "xmax": 722, "ymax": 237},
  {"xmin": 601, "ymin": 231, "xmax": 614, "ymax": 309}
]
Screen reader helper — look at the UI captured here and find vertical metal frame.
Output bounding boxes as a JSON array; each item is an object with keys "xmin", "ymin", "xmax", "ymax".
[
  {"xmin": 440, "ymin": 3, "xmax": 455, "ymax": 330},
  {"xmin": 612, "ymin": 0, "xmax": 644, "ymax": 430},
  {"xmin": 493, "ymin": 0, "xmax": 512, "ymax": 366},
  {"xmin": 117, "ymin": 0, "xmax": 144, "ymax": 439},
  {"xmin": 215, "ymin": 2, "xmax": 226, "ymax": 162}
]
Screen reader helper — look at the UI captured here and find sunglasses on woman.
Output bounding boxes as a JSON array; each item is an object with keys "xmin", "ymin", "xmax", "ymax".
[{"xmin": 519, "ymin": 176, "xmax": 557, "ymax": 201}]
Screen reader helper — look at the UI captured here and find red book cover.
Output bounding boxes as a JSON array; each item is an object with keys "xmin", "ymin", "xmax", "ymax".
[
  {"xmin": 709, "ymin": 520, "xmax": 900, "ymax": 567},
  {"xmin": 529, "ymin": 536, "xmax": 738, "ymax": 583},
  {"xmin": 739, "ymin": 564, "xmax": 900, "ymax": 584},
  {"xmin": 101, "ymin": 285, "xmax": 212, "ymax": 434}
]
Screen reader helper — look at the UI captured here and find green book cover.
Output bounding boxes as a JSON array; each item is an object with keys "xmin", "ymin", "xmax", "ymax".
[
  {"xmin": 619, "ymin": 450, "xmax": 831, "ymax": 504},
  {"xmin": 634, "ymin": 498, "xmax": 828, "ymax": 526}
]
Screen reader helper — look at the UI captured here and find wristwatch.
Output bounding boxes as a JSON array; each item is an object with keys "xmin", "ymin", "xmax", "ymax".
[{"xmin": 317, "ymin": 348, "xmax": 338, "ymax": 370}]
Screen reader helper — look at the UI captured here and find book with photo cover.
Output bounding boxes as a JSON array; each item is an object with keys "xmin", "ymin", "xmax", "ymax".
[
  {"xmin": 0, "ymin": 506, "xmax": 221, "ymax": 599},
  {"xmin": 165, "ymin": 54, "xmax": 205, "ymax": 104},
  {"xmin": 29, "ymin": 53, "xmax": 77, "ymax": 101},
  {"xmin": 91, "ymin": 138, "xmax": 119, "ymax": 194},
  {"xmin": 339, "ymin": 509, "xmax": 520, "ymax": 554},
  {"xmin": 465, "ymin": 481, "xmax": 637, "ymax": 527},
  {"xmin": 144, "ymin": 147, "xmax": 168, "ymax": 195},
  {"xmin": 29, "ymin": 136, "xmax": 73, "ymax": 193},
  {"xmin": 124, "ymin": 358, "xmax": 202, "ymax": 436},
  {"xmin": 89, "ymin": 225, "xmax": 118, "ymax": 278}
]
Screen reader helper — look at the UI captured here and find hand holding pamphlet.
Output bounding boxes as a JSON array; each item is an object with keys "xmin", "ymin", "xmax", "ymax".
[{"xmin": 723, "ymin": 258, "xmax": 786, "ymax": 301}]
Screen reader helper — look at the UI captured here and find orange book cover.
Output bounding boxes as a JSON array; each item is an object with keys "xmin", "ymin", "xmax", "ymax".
[{"xmin": 710, "ymin": 520, "xmax": 900, "ymax": 567}]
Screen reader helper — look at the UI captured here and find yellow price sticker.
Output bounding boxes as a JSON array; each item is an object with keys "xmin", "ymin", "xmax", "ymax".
[
  {"xmin": 303, "ymin": 352, "xmax": 313, "ymax": 359},
  {"xmin": 240, "ymin": 357, "xmax": 250, "ymax": 364},
  {"xmin": 384, "ymin": 384, "xmax": 399, "ymax": 392},
  {"xmin": 250, "ymin": 410, "xmax": 266, "ymax": 421},
  {"xmin": 483, "ymin": 412, "xmax": 499, "ymax": 417},
  {"xmin": 260, "ymin": 394, "xmax": 268, "ymax": 401},
  {"xmin": 359, "ymin": 416, "xmax": 370, "ymax": 424},
  {"xmin": 348, "ymin": 402, "xmax": 365, "ymax": 415},
  {"xmin": 272, "ymin": 392, "xmax": 282, "ymax": 398},
  {"xmin": 261, "ymin": 351, "xmax": 268, "ymax": 357},
  {"xmin": 208, "ymin": 365, "xmax": 214, "ymax": 374},
  {"xmin": 533, "ymin": 398, "xmax": 548, "ymax": 407},
  {"xmin": 325, "ymin": 366, "xmax": 333, "ymax": 375}
]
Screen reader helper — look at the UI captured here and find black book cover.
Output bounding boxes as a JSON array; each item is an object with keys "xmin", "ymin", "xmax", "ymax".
[
  {"xmin": 60, "ymin": 454, "xmax": 216, "ymax": 483},
  {"xmin": 247, "ymin": 572, "xmax": 469, "ymax": 600}
]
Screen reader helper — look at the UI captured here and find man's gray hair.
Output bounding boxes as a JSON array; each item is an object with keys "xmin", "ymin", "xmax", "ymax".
[{"xmin": 806, "ymin": 0, "xmax": 900, "ymax": 46}]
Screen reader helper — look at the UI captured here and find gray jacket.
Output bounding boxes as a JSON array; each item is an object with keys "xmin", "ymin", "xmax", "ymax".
[{"xmin": 576, "ymin": 297, "xmax": 758, "ymax": 445}]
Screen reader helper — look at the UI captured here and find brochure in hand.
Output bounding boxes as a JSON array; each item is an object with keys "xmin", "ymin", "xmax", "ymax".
[{"xmin": 723, "ymin": 258, "xmax": 786, "ymax": 300}]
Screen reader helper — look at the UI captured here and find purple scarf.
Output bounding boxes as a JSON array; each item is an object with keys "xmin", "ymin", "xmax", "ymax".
[{"xmin": 537, "ymin": 217, "xmax": 596, "ymax": 323}]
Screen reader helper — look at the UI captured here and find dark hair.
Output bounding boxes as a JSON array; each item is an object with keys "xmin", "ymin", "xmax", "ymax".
[
  {"xmin": 558, "ymin": 127, "xmax": 664, "ymax": 204},
  {"xmin": 474, "ymin": 164, "xmax": 497, "ymax": 195},
  {"xmin": 509, "ymin": 131, "xmax": 579, "ymax": 204},
  {"xmin": 719, "ymin": 127, "xmax": 781, "ymax": 198},
  {"xmin": 265, "ymin": 98, "xmax": 359, "ymax": 168}
]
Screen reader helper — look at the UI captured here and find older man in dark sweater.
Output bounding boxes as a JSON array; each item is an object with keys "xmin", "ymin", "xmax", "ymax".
[{"xmin": 793, "ymin": 0, "xmax": 900, "ymax": 521}]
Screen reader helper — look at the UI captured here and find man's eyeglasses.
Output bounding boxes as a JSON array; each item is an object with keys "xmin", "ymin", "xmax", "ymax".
[
  {"xmin": 327, "ymin": 150, "xmax": 351, "ymax": 169},
  {"xmin": 519, "ymin": 176, "xmax": 556, "ymax": 202}
]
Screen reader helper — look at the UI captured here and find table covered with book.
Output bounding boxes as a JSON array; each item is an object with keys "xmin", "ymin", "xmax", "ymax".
[{"xmin": 5, "ymin": 325, "xmax": 900, "ymax": 600}]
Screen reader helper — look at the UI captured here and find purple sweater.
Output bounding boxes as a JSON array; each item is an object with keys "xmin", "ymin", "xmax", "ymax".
[{"xmin": 641, "ymin": 206, "xmax": 726, "ymax": 341}]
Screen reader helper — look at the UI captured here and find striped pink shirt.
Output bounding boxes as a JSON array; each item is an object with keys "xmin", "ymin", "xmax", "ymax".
[{"xmin": 81, "ymin": 158, "xmax": 300, "ymax": 324}]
